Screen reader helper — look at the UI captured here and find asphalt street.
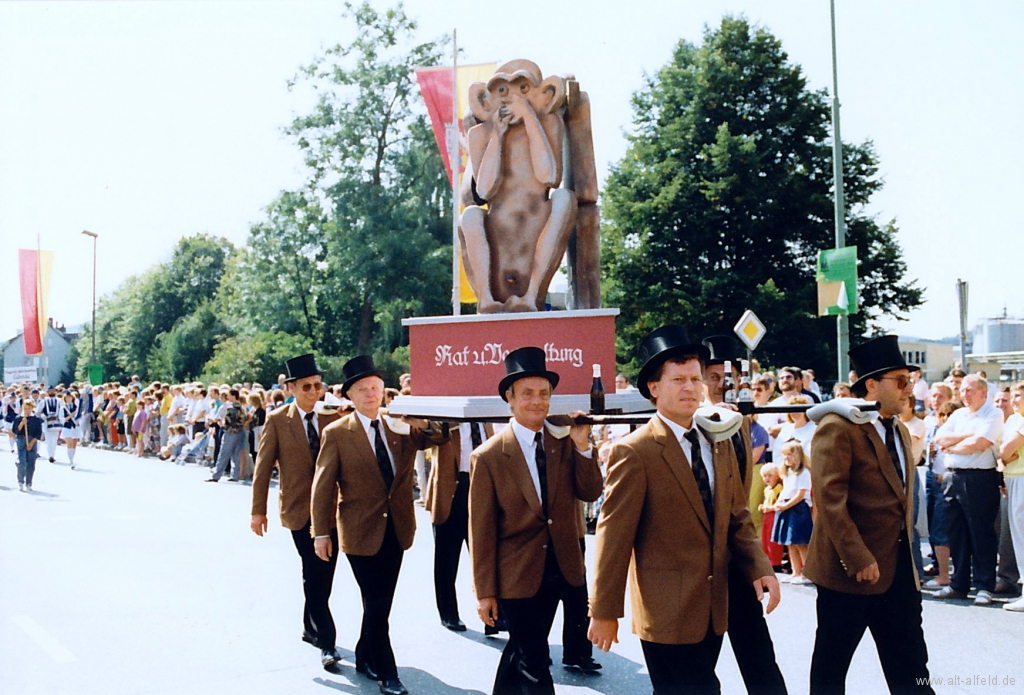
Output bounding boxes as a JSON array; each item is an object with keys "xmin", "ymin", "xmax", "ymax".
[{"xmin": 2, "ymin": 443, "xmax": 1022, "ymax": 695}]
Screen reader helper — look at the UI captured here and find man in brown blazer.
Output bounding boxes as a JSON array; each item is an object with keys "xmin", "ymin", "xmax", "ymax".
[
  {"xmin": 311, "ymin": 355, "xmax": 443, "ymax": 695},
  {"xmin": 589, "ymin": 325, "xmax": 778, "ymax": 695},
  {"xmin": 469, "ymin": 346, "xmax": 602, "ymax": 695},
  {"xmin": 426, "ymin": 422, "xmax": 493, "ymax": 631},
  {"xmin": 804, "ymin": 335, "xmax": 934, "ymax": 694},
  {"xmin": 250, "ymin": 354, "xmax": 343, "ymax": 669}
]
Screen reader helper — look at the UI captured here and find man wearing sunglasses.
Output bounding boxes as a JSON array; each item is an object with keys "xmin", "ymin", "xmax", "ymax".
[
  {"xmin": 804, "ymin": 336, "xmax": 934, "ymax": 694},
  {"xmin": 251, "ymin": 354, "xmax": 345, "ymax": 670}
]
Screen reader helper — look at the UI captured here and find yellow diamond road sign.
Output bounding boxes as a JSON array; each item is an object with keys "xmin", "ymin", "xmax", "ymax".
[{"xmin": 734, "ymin": 310, "xmax": 766, "ymax": 351}]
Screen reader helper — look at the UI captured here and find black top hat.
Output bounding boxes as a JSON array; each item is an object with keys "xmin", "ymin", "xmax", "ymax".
[
  {"xmin": 498, "ymin": 347, "xmax": 560, "ymax": 401},
  {"xmin": 849, "ymin": 335, "xmax": 909, "ymax": 394},
  {"xmin": 636, "ymin": 325, "xmax": 711, "ymax": 399},
  {"xmin": 340, "ymin": 355, "xmax": 387, "ymax": 397},
  {"xmin": 701, "ymin": 334, "xmax": 743, "ymax": 367},
  {"xmin": 284, "ymin": 353, "xmax": 321, "ymax": 384}
]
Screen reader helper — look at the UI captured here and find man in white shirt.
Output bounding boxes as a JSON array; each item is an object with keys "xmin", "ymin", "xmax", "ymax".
[{"xmin": 933, "ymin": 374, "xmax": 1004, "ymax": 605}]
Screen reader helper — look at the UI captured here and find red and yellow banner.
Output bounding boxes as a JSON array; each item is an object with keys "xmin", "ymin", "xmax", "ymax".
[
  {"xmin": 19, "ymin": 249, "xmax": 54, "ymax": 355},
  {"xmin": 415, "ymin": 62, "xmax": 496, "ymax": 304}
]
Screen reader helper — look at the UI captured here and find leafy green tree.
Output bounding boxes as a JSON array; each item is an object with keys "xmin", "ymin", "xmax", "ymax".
[
  {"xmin": 602, "ymin": 16, "xmax": 922, "ymax": 378},
  {"xmin": 201, "ymin": 331, "xmax": 312, "ymax": 387},
  {"xmin": 284, "ymin": 1, "xmax": 452, "ymax": 356}
]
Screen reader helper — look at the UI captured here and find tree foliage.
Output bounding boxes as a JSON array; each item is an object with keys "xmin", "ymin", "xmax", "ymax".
[{"xmin": 602, "ymin": 17, "xmax": 923, "ymax": 378}]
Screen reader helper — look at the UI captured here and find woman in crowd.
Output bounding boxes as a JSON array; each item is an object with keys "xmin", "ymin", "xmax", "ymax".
[
  {"xmin": 771, "ymin": 394, "xmax": 816, "ymax": 462},
  {"xmin": 248, "ymin": 391, "xmax": 266, "ymax": 458}
]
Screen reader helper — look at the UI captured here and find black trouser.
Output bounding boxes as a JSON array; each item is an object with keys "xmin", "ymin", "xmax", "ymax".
[
  {"xmin": 641, "ymin": 626, "xmax": 724, "ymax": 695},
  {"xmin": 944, "ymin": 468, "xmax": 1000, "ymax": 594},
  {"xmin": 346, "ymin": 520, "xmax": 404, "ymax": 681},
  {"xmin": 433, "ymin": 471, "xmax": 469, "ymax": 621},
  {"xmin": 560, "ymin": 538, "xmax": 593, "ymax": 663},
  {"xmin": 726, "ymin": 562, "xmax": 787, "ymax": 694},
  {"xmin": 809, "ymin": 535, "xmax": 933, "ymax": 695},
  {"xmin": 494, "ymin": 551, "xmax": 566, "ymax": 695},
  {"xmin": 212, "ymin": 424, "xmax": 223, "ymax": 465},
  {"xmin": 291, "ymin": 521, "xmax": 338, "ymax": 650}
]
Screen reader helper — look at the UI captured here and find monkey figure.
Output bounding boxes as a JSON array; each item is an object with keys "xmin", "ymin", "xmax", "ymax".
[{"xmin": 459, "ymin": 60, "xmax": 578, "ymax": 313}]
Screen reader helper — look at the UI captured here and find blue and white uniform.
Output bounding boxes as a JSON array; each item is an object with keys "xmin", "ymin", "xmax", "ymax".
[{"xmin": 38, "ymin": 394, "xmax": 64, "ymax": 461}]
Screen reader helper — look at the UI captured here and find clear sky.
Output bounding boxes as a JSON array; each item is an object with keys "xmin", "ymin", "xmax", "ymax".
[{"xmin": 2, "ymin": 0, "xmax": 1021, "ymax": 349}]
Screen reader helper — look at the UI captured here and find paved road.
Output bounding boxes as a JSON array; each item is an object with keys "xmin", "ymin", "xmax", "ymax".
[{"xmin": 2, "ymin": 443, "xmax": 1022, "ymax": 694}]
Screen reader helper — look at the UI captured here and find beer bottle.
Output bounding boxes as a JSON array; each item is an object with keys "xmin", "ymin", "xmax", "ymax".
[{"xmin": 590, "ymin": 364, "xmax": 605, "ymax": 415}]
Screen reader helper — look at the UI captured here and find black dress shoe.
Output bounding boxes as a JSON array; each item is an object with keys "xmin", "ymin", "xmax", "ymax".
[
  {"xmin": 321, "ymin": 647, "xmax": 342, "ymax": 668},
  {"xmin": 563, "ymin": 655, "xmax": 603, "ymax": 672},
  {"xmin": 441, "ymin": 617, "xmax": 467, "ymax": 632},
  {"xmin": 356, "ymin": 659, "xmax": 380, "ymax": 681},
  {"xmin": 379, "ymin": 677, "xmax": 409, "ymax": 695},
  {"xmin": 301, "ymin": 630, "xmax": 317, "ymax": 647}
]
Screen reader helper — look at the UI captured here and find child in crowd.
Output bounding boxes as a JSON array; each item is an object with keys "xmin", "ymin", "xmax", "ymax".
[
  {"xmin": 772, "ymin": 439, "xmax": 814, "ymax": 584},
  {"xmin": 758, "ymin": 463, "xmax": 785, "ymax": 568},
  {"xmin": 132, "ymin": 397, "xmax": 151, "ymax": 457},
  {"xmin": 160, "ymin": 425, "xmax": 190, "ymax": 460}
]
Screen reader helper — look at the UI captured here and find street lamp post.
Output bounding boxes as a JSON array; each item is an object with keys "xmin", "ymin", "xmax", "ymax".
[
  {"xmin": 81, "ymin": 230, "xmax": 98, "ymax": 365},
  {"xmin": 829, "ymin": 0, "xmax": 850, "ymax": 381}
]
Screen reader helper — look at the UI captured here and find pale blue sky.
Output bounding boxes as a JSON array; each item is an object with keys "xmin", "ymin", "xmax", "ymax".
[{"xmin": 1, "ymin": 0, "xmax": 1021, "ymax": 349}]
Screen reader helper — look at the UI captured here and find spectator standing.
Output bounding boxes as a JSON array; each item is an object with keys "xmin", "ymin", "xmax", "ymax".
[
  {"xmin": 772, "ymin": 440, "xmax": 813, "ymax": 584},
  {"xmin": 159, "ymin": 385, "xmax": 173, "ymax": 447},
  {"xmin": 911, "ymin": 366, "xmax": 929, "ymax": 413},
  {"xmin": 771, "ymin": 395, "xmax": 816, "ymax": 462},
  {"xmin": 995, "ymin": 387, "xmax": 1021, "ymax": 597},
  {"xmin": 999, "ymin": 382, "xmax": 1024, "ymax": 611},
  {"xmin": 933, "ymin": 374, "xmax": 1004, "ymax": 606},
  {"xmin": 62, "ymin": 391, "xmax": 81, "ymax": 470},
  {"xmin": 206, "ymin": 389, "xmax": 248, "ymax": 483}
]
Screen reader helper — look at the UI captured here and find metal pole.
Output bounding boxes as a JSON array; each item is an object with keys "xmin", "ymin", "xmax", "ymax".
[
  {"xmin": 450, "ymin": 28, "xmax": 461, "ymax": 316},
  {"xmin": 957, "ymin": 279, "xmax": 969, "ymax": 370},
  {"xmin": 830, "ymin": 0, "xmax": 849, "ymax": 381}
]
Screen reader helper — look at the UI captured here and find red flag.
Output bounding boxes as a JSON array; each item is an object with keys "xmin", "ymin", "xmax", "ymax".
[
  {"xmin": 20, "ymin": 250, "xmax": 43, "ymax": 354},
  {"xmin": 414, "ymin": 67, "xmax": 455, "ymax": 183}
]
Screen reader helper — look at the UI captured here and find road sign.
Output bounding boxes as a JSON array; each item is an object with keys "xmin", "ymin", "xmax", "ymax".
[{"xmin": 734, "ymin": 310, "xmax": 766, "ymax": 351}]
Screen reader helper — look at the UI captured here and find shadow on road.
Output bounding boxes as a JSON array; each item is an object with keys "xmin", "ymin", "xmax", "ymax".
[
  {"xmin": 315, "ymin": 667, "xmax": 486, "ymax": 695},
  {"xmin": 452, "ymin": 630, "xmax": 651, "ymax": 694}
]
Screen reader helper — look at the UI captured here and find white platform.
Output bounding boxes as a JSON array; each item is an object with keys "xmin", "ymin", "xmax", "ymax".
[{"xmin": 387, "ymin": 390, "xmax": 653, "ymax": 420}]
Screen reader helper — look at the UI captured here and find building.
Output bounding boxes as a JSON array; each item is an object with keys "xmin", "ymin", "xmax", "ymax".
[
  {"xmin": 971, "ymin": 314, "xmax": 1024, "ymax": 355},
  {"xmin": 898, "ymin": 339, "xmax": 955, "ymax": 384},
  {"xmin": 2, "ymin": 320, "xmax": 80, "ymax": 386}
]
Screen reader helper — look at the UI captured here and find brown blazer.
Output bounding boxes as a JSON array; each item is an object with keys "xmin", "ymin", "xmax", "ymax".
[
  {"xmin": 425, "ymin": 423, "xmax": 494, "ymax": 525},
  {"xmin": 590, "ymin": 415, "xmax": 773, "ymax": 645},
  {"xmin": 310, "ymin": 411, "xmax": 442, "ymax": 556},
  {"xmin": 804, "ymin": 413, "xmax": 918, "ymax": 594},
  {"xmin": 251, "ymin": 404, "xmax": 340, "ymax": 531},
  {"xmin": 469, "ymin": 424, "xmax": 603, "ymax": 601}
]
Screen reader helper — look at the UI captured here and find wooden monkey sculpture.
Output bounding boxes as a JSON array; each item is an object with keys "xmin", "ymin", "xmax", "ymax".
[{"xmin": 460, "ymin": 59, "xmax": 599, "ymax": 313}]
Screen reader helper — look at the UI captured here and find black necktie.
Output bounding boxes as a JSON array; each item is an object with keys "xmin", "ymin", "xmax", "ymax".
[
  {"xmin": 471, "ymin": 422, "xmax": 483, "ymax": 450},
  {"xmin": 684, "ymin": 429, "xmax": 714, "ymax": 523},
  {"xmin": 534, "ymin": 431, "xmax": 548, "ymax": 514},
  {"xmin": 371, "ymin": 420, "xmax": 394, "ymax": 489},
  {"xmin": 304, "ymin": 412, "xmax": 320, "ymax": 462},
  {"xmin": 881, "ymin": 418, "xmax": 905, "ymax": 485}
]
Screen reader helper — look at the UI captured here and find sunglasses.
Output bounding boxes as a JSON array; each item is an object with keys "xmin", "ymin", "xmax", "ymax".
[
  {"xmin": 298, "ymin": 382, "xmax": 325, "ymax": 393},
  {"xmin": 880, "ymin": 375, "xmax": 911, "ymax": 390}
]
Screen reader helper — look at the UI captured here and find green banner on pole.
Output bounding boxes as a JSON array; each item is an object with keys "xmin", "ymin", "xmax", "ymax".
[
  {"xmin": 817, "ymin": 247, "xmax": 858, "ymax": 316},
  {"xmin": 88, "ymin": 364, "xmax": 104, "ymax": 386}
]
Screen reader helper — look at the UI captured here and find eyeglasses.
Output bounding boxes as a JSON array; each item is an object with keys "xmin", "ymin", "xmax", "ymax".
[
  {"xmin": 752, "ymin": 387, "xmax": 765, "ymax": 392},
  {"xmin": 298, "ymin": 382, "xmax": 325, "ymax": 393},
  {"xmin": 880, "ymin": 375, "xmax": 910, "ymax": 390}
]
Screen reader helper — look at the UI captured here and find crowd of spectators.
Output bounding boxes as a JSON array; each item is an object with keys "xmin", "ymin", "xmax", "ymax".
[{"xmin": 4, "ymin": 359, "xmax": 1023, "ymax": 612}]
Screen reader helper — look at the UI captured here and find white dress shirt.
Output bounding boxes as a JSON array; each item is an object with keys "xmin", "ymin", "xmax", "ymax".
[
  {"xmin": 511, "ymin": 418, "xmax": 545, "ymax": 503},
  {"xmin": 656, "ymin": 412, "xmax": 715, "ymax": 493},
  {"xmin": 458, "ymin": 422, "xmax": 486, "ymax": 473},
  {"xmin": 355, "ymin": 409, "xmax": 395, "ymax": 474}
]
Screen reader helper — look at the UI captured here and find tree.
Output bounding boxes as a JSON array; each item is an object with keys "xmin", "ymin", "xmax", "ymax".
[
  {"xmin": 602, "ymin": 16, "xmax": 922, "ymax": 379},
  {"xmin": 284, "ymin": 1, "xmax": 452, "ymax": 356}
]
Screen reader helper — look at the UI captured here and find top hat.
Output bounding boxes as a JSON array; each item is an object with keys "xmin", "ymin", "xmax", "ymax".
[
  {"xmin": 636, "ymin": 325, "xmax": 711, "ymax": 399},
  {"xmin": 701, "ymin": 334, "xmax": 743, "ymax": 367},
  {"xmin": 848, "ymin": 335, "xmax": 910, "ymax": 393},
  {"xmin": 340, "ymin": 355, "xmax": 387, "ymax": 397},
  {"xmin": 284, "ymin": 353, "xmax": 321, "ymax": 384},
  {"xmin": 498, "ymin": 346, "xmax": 560, "ymax": 401}
]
